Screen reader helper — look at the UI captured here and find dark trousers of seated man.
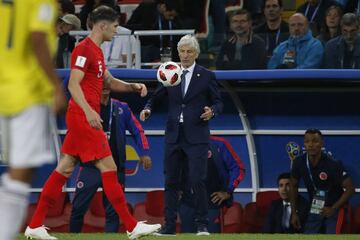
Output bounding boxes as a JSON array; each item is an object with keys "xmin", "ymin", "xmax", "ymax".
[{"xmin": 70, "ymin": 166, "xmax": 125, "ymax": 233}]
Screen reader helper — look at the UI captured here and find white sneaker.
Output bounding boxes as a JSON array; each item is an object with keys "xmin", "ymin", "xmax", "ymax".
[
  {"xmin": 127, "ymin": 221, "xmax": 161, "ymax": 240},
  {"xmin": 24, "ymin": 226, "xmax": 57, "ymax": 240}
]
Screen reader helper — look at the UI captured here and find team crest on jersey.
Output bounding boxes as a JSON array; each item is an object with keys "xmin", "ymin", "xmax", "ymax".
[
  {"xmin": 319, "ymin": 172, "xmax": 328, "ymax": 180},
  {"xmin": 118, "ymin": 107, "xmax": 123, "ymax": 115},
  {"xmin": 77, "ymin": 181, "xmax": 84, "ymax": 189}
]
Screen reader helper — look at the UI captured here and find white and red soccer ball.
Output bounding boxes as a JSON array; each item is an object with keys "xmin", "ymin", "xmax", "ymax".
[{"xmin": 157, "ymin": 61, "xmax": 182, "ymax": 87}]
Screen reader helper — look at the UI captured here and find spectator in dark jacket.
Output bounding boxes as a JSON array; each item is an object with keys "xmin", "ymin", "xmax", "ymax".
[
  {"xmin": 263, "ymin": 173, "xmax": 309, "ymax": 233},
  {"xmin": 297, "ymin": 0, "xmax": 336, "ymax": 36},
  {"xmin": 216, "ymin": 9, "xmax": 266, "ymax": 70},
  {"xmin": 317, "ymin": 5, "xmax": 343, "ymax": 46},
  {"xmin": 126, "ymin": 0, "xmax": 182, "ymax": 63},
  {"xmin": 324, "ymin": 13, "xmax": 360, "ymax": 68},
  {"xmin": 254, "ymin": 0, "xmax": 289, "ymax": 62}
]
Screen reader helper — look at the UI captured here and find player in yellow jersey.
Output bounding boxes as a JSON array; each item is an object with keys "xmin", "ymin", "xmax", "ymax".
[{"xmin": 0, "ymin": 0, "xmax": 66, "ymax": 239}]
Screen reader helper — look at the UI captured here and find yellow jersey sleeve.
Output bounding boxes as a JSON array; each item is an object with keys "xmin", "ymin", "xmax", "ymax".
[{"xmin": 29, "ymin": 0, "xmax": 57, "ymax": 33}]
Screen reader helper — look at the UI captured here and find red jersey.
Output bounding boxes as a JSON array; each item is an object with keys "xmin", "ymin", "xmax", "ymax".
[{"xmin": 68, "ymin": 37, "xmax": 105, "ymax": 115}]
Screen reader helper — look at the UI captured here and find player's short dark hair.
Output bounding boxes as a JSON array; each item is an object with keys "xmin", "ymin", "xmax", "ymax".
[
  {"xmin": 157, "ymin": 0, "xmax": 180, "ymax": 12},
  {"xmin": 277, "ymin": 172, "xmax": 290, "ymax": 183},
  {"xmin": 90, "ymin": 5, "xmax": 119, "ymax": 24},
  {"xmin": 305, "ymin": 128, "xmax": 323, "ymax": 137},
  {"xmin": 263, "ymin": 0, "xmax": 283, "ymax": 9}
]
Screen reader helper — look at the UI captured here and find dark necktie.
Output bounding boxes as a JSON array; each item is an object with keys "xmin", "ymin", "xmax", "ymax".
[
  {"xmin": 181, "ymin": 70, "xmax": 189, "ymax": 97},
  {"xmin": 282, "ymin": 203, "xmax": 290, "ymax": 229}
]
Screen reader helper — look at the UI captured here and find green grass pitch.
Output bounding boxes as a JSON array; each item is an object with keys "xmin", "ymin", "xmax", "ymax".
[{"xmin": 17, "ymin": 234, "xmax": 360, "ymax": 240}]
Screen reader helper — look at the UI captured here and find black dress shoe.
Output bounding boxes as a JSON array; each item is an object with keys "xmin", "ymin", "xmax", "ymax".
[{"xmin": 153, "ymin": 226, "xmax": 176, "ymax": 236}]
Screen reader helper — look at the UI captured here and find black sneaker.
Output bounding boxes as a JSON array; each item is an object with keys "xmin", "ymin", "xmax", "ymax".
[
  {"xmin": 152, "ymin": 226, "xmax": 176, "ymax": 236},
  {"xmin": 196, "ymin": 225, "xmax": 210, "ymax": 236}
]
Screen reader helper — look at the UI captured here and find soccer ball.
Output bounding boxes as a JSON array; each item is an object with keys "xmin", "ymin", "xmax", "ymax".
[
  {"xmin": 286, "ymin": 142, "xmax": 300, "ymax": 160},
  {"xmin": 157, "ymin": 61, "xmax": 182, "ymax": 87}
]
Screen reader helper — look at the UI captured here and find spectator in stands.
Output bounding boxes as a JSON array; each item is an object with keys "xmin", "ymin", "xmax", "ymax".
[
  {"xmin": 140, "ymin": 35, "xmax": 223, "ymax": 236},
  {"xmin": 324, "ymin": 13, "xmax": 360, "ymax": 68},
  {"xmin": 126, "ymin": 0, "xmax": 182, "ymax": 63},
  {"xmin": 70, "ymin": 80, "xmax": 152, "ymax": 233},
  {"xmin": 297, "ymin": 0, "xmax": 336, "ymax": 36},
  {"xmin": 179, "ymin": 136, "xmax": 245, "ymax": 233},
  {"xmin": 263, "ymin": 173, "xmax": 309, "ymax": 233},
  {"xmin": 79, "ymin": 0, "xmax": 121, "ymax": 30},
  {"xmin": 345, "ymin": 0, "xmax": 360, "ymax": 16},
  {"xmin": 216, "ymin": 9, "xmax": 266, "ymax": 70},
  {"xmin": 317, "ymin": 5, "xmax": 343, "ymax": 46},
  {"xmin": 268, "ymin": 13, "xmax": 324, "ymax": 69},
  {"xmin": 254, "ymin": 0, "xmax": 289, "ymax": 62},
  {"xmin": 59, "ymin": 0, "xmax": 76, "ymax": 16},
  {"xmin": 56, "ymin": 14, "xmax": 82, "ymax": 69},
  {"xmin": 101, "ymin": 26, "xmax": 136, "ymax": 68},
  {"xmin": 289, "ymin": 129, "xmax": 355, "ymax": 234}
]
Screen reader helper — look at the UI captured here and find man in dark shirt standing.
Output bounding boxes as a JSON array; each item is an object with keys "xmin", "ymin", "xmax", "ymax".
[
  {"xmin": 254, "ymin": 0, "xmax": 289, "ymax": 62},
  {"xmin": 289, "ymin": 129, "xmax": 355, "ymax": 234}
]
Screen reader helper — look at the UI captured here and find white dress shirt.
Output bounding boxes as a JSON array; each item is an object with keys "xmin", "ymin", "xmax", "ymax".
[{"xmin": 179, "ymin": 62, "xmax": 196, "ymax": 123}]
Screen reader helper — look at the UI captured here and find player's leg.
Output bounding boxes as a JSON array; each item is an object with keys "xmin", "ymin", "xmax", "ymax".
[
  {"xmin": 25, "ymin": 154, "xmax": 77, "ymax": 239},
  {"xmin": 70, "ymin": 167, "xmax": 101, "ymax": 233},
  {"xmin": 0, "ymin": 105, "xmax": 56, "ymax": 240},
  {"xmin": 103, "ymin": 172, "xmax": 124, "ymax": 233},
  {"xmin": 95, "ymin": 156, "xmax": 161, "ymax": 239}
]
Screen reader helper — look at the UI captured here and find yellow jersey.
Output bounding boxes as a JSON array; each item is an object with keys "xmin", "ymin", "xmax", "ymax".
[{"xmin": 0, "ymin": 0, "xmax": 58, "ymax": 115}]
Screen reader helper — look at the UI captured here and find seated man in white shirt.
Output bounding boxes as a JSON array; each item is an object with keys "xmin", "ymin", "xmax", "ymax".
[{"xmin": 101, "ymin": 26, "xmax": 136, "ymax": 68}]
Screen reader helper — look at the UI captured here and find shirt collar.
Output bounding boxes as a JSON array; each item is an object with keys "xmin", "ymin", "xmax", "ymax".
[
  {"xmin": 181, "ymin": 62, "xmax": 196, "ymax": 74},
  {"xmin": 283, "ymin": 200, "xmax": 290, "ymax": 207}
]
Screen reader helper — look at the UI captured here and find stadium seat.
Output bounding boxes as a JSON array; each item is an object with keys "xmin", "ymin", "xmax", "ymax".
[
  {"xmin": 242, "ymin": 191, "xmax": 280, "ymax": 233},
  {"xmin": 220, "ymin": 201, "xmax": 244, "ymax": 233},
  {"xmin": 82, "ymin": 191, "xmax": 133, "ymax": 233},
  {"xmin": 351, "ymin": 204, "xmax": 360, "ymax": 233},
  {"xmin": 133, "ymin": 190, "xmax": 181, "ymax": 232}
]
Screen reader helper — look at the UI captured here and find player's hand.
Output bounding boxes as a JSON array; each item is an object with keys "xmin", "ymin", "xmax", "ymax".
[
  {"xmin": 321, "ymin": 206, "xmax": 336, "ymax": 218},
  {"xmin": 85, "ymin": 108, "xmax": 103, "ymax": 129},
  {"xmin": 139, "ymin": 155, "xmax": 152, "ymax": 170},
  {"xmin": 211, "ymin": 191, "xmax": 230, "ymax": 205},
  {"xmin": 53, "ymin": 84, "xmax": 67, "ymax": 114},
  {"xmin": 200, "ymin": 106, "xmax": 214, "ymax": 121},
  {"xmin": 131, "ymin": 83, "xmax": 147, "ymax": 97},
  {"xmin": 290, "ymin": 212, "xmax": 301, "ymax": 230},
  {"xmin": 140, "ymin": 109, "xmax": 151, "ymax": 121}
]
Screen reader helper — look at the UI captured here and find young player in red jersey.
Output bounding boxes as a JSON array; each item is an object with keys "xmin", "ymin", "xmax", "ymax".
[{"xmin": 25, "ymin": 6, "xmax": 161, "ymax": 240}]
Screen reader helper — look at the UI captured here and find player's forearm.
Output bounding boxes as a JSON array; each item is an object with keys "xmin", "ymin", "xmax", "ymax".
[
  {"xmin": 30, "ymin": 32, "xmax": 61, "ymax": 89},
  {"xmin": 110, "ymin": 78, "xmax": 135, "ymax": 92}
]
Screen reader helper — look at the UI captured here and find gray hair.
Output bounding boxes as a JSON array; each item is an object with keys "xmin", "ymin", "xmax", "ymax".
[
  {"xmin": 177, "ymin": 34, "xmax": 200, "ymax": 54},
  {"xmin": 341, "ymin": 13, "xmax": 360, "ymax": 28}
]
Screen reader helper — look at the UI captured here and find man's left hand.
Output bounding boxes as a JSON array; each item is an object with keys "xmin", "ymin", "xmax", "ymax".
[
  {"xmin": 200, "ymin": 106, "xmax": 213, "ymax": 121},
  {"xmin": 139, "ymin": 155, "xmax": 152, "ymax": 170},
  {"xmin": 321, "ymin": 207, "xmax": 336, "ymax": 218},
  {"xmin": 131, "ymin": 83, "xmax": 147, "ymax": 97},
  {"xmin": 210, "ymin": 191, "xmax": 230, "ymax": 205}
]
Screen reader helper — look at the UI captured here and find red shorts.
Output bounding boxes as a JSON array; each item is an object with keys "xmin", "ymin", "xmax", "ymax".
[{"xmin": 61, "ymin": 111, "xmax": 111, "ymax": 163}]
